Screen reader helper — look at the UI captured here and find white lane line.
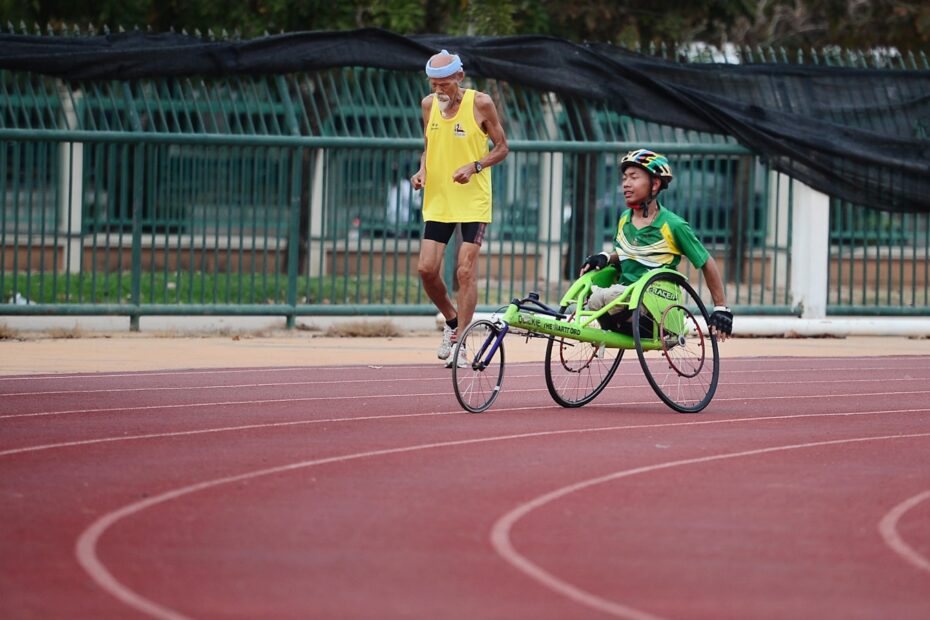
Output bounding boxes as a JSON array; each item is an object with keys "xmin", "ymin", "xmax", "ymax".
[
  {"xmin": 5, "ymin": 387, "xmax": 930, "ymax": 421},
  {"xmin": 490, "ymin": 432, "xmax": 930, "ymax": 620},
  {"xmin": 5, "ymin": 374, "xmax": 930, "ymax": 398},
  {"xmin": 4, "ymin": 357, "xmax": 928, "ymax": 383},
  {"xmin": 878, "ymin": 490, "xmax": 930, "ymax": 574},
  {"xmin": 0, "ymin": 375, "xmax": 468, "ymax": 397},
  {"xmin": 0, "ymin": 411, "xmax": 454, "ymax": 456},
  {"xmin": 73, "ymin": 423, "xmax": 930, "ymax": 620},
  {"xmin": 0, "ymin": 366, "xmax": 321, "ymax": 382},
  {"xmin": 3, "ymin": 406, "xmax": 929, "ymax": 459},
  {"xmin": 0, "ymin": 363, "xmax": 450, "ymax": 382},
  {"xmin": 0, "ymin": 391, "xmax": 451, "ymax": 420}
]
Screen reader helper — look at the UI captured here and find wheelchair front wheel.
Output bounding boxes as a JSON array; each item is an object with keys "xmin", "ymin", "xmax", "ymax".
[
  {"xmin": 633, "ymin": 272, "xmax": 719, "ymax": 413},
  {"xmin": 453, "ymin": 320, "xmax": 506, "ymax": 413},
  {"xmin": 545, "ymin": 303, "xmax": 624, "ymax": 408}
]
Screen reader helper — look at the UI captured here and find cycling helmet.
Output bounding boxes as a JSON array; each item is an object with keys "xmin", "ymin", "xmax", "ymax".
[{"xmin": 620, "ymin": 149, "xmax": 673, "ymax": 190}]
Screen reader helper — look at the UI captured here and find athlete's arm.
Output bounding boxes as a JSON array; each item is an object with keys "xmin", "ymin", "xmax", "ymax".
[
  {"xmin": 701, "ymin": 256, "xmax": 727, "ymax": 308},
  {"xmin": 411, "ymin": 95, "xmax": 432, "ymax": 190},
  {"xmin": 701, "ymin": 255, "xmax": 732, "ymax": 341},
  {"xmin": 452, "ymin": 92, "xmax": 509, "ymax": 184},
  {"xmin": 474, "ymin": 92, "xmax": 509, "ymax": 170}
]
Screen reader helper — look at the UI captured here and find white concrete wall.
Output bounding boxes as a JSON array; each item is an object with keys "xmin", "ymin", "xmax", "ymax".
[{"xmin": 789, "ymin": 179, "xmax": 830, "ymax": 318}]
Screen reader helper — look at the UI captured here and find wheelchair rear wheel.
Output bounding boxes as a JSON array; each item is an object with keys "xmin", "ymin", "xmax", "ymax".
[{"xmin": 632, "ymin": 272, "xmax": 719, "ymax": 413}]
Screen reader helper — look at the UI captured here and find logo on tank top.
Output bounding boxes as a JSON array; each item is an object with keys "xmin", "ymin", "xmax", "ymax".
[{"xmin": 453, "ymin": 123, "xmax": 466, "ymax": 137}]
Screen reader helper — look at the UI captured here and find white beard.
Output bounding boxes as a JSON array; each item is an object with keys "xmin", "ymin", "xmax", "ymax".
[{"xmin": 436, "ymin": 94, "xmax": 452, "ymax": 114}]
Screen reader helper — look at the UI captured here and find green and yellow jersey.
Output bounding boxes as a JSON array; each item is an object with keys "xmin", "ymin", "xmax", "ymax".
[{"xmin": 612, "ymin": 205, "xmax": 710, "ymax": 286}]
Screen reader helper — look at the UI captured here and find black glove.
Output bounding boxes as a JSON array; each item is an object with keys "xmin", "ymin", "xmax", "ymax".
[
  {"xmin": 580, "ymin": 252, "xmax": 610, "ymax": 273},
  {"xmin": 708, "ymin": 306, "xmax": 733, "ymax": 336}
]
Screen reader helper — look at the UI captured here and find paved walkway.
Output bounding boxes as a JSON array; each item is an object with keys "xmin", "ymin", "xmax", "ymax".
[{"xmin": 2, "ymin": 332, "xmax": 929, "ymax": 375}]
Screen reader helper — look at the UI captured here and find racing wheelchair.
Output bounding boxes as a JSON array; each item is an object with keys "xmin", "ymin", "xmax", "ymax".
[{"xmin": 451, "ymin": 266, "xmax": 720, "ymax": 414}]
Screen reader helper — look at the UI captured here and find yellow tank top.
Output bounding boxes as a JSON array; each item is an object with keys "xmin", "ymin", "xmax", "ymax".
[{"xmin": 423, "ymin": 89, "xmax": 492, "ymax": 223}]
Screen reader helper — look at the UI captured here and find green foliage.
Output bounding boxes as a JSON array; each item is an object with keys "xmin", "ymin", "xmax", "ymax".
[
  {"xmin": 460, "ymin": 0, "xmax": 518, "ymax": 36},
  {"xmin": 367, "ymin": 0, "xmax": 427, "ymax": 34},
  {"xmin": 1, "ymin": 1, "xmax": 927, "ymax": 47}
]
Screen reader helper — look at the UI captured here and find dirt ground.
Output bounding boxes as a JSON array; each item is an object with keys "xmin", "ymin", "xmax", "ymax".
[{"xmin": 2, "ymin": 330, "xmax": 929, "ymax": 375}]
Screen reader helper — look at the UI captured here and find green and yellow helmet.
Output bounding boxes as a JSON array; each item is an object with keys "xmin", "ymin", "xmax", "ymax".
[{"xmin": 620, "ymin": 149, "xmax": 673, "ymax": 189}]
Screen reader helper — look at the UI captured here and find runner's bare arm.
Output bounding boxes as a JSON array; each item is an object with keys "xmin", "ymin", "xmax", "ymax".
[
  {"xmin": 452, "ymin": 92, "xmax": 509, "ymax": 184},
  {"xmin": 411, "ymin": 95, "xmax": 432, "ymax": 190},
  {"xmin": 474, "ymin": 92, "xmax": 508, "ymax": 169}
]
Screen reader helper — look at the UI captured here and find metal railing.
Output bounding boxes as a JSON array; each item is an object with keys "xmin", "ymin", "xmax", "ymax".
[{"xmin": 2, "ymin": 32, "xmax": 928, "ymax": 328}]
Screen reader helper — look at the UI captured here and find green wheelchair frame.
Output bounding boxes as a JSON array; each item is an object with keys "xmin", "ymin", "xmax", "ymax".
[{"xmin": 451, "ymin": 266, "xmax": 720, "ymax": 414}]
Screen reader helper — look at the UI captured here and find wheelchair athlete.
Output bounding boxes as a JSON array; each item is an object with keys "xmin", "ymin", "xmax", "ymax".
[{"xmin": 578, "ymin": 148, "xmax": 734, "ymax": 341}]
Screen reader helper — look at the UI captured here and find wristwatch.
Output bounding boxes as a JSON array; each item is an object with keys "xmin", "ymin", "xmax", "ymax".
[{"xmin": 474, "ymin": 161, "xmax": 483, "ymax": 173}]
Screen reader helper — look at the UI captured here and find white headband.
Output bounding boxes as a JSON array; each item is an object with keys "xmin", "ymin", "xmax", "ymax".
[{"xmin": 425, "ymin": 50, "xmax": 463, "ymax": 78}]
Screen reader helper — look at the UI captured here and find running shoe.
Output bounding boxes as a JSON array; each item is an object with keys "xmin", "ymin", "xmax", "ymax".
[
  {"xmin": 445, "ymin": 345, "xmax": 468, "ymax": 369},
  {"xmin": 437, "ymin": 325, "xmax": 456, "ymax": 360}
]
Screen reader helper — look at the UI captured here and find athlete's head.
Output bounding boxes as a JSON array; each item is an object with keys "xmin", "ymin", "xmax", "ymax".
[
  {"xmin": 426, "ymin": 50, "xmax": 464, "ymax": 113},
  {"xmin": 620, "ymin": 149, "xmax": 673, "ymax": 210}
]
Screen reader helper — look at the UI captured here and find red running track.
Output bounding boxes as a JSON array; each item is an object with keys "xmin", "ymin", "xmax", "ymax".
[{"xmin": 1, "ymin": 356, "xmax": 929, "ymax": 619}]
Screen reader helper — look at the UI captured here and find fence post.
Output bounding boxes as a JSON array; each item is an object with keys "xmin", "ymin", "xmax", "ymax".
[
  {"xmin": 790, "ymin": 180, "xmax": 830, "ymax": 318},
  {"xmin": 540, "ymin": 94, "xmax": 565, "ymax": 285},
  {"xmin": 129, "ymin": 142, "xmax": 144, "ymax": 331},
  {"xmin": 767, "ymin": 172, "xmax": 791, "ymax": 298},
  {"xmin": 57, "ymin": 82, "xmax": 83, "ymax": 275},
  {"xmin": 308, "ymin": 150, "xmax": 325, "ymax": 277},
  {"xmin": 286, "ymin": 147, "xmax": 302, "ymax": 329},
  {"xmin": 123, "ymin": 83, "xmax": 144, "ymax": 332}
]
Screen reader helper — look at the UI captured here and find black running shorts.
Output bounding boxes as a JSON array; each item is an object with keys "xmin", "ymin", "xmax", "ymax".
[{"xmin": 422, "ymin": 221, "xmax": 487, "ymax": 246}]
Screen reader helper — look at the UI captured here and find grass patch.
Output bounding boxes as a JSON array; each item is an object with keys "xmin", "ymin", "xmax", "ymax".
[
  {"xmin": 151, "ymin": 326, "xmax": 280, "ymax": 338},
  {"xmin": 325, "ymin": 320, "xmax": 402, "ymax": 338},
  {"xmin": 46, "ymin": 325, "xmax": 85, "ymax": 339},
  {"xmin": 2, "ymin": 273, "xmax": 426, "ymax": 305},
  {"xmin": 0, "ymin": 323, "xmax": 18, "ymax": 340}
]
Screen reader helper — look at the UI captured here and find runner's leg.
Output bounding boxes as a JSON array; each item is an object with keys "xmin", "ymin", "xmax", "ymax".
[
  {"xmin": 454, "ymin": 241, "xmax": 481, "ymax": 330},
  {"xmin": 418, "ymin": 237, "xmax": 457, "ymax": 321}
]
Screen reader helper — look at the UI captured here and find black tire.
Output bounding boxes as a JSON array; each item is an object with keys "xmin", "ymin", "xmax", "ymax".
[
  {"xmin": 632, "ymin": 272, "xmax": 719, "ymax": 413},
  {"xmin": 545, "ymin": 303, "xmax": 624, "ymax": 407},
  {"xmin": 452, "ymin": 320, "xmax": 506, "ymax": 413}
]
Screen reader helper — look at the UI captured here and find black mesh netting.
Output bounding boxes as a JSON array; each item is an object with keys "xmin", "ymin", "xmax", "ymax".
[{"xmin": 1, "ymin": 28, "xmax": 928, "ymax": 213}]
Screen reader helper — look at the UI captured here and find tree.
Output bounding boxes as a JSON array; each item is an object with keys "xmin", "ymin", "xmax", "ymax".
[
  {"xmin": 2, "ymin": 1, "xmax": 928, "ymax": 48},
  {"xmin": 731, "ymin": 1, "xmax": 930, "ymax": 49}
]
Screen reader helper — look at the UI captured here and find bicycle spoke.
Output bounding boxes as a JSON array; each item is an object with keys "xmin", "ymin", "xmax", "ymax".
[
  {"xmin": 545, "ymin": 305, "xmax": 623, "ymax": 408},
  {"xmin": 453, "ymin": 320, "xmax": 506, "ymax": 413}
]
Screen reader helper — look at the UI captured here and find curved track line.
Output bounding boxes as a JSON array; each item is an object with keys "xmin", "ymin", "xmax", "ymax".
[
  {"xmin": 878, "ymin": 490, "xmax": 930, "ymax": 574},
  {"xmin": 5, "ymin": 407, "xmax": 929, "ymax": 459},
  {"xmin": 75, "ymin": 421, "xmax": 930, "ymax": 619},
  {"xmin": 75, "ymin": 427, "xmax": 660, "ymax": 619},
  {"xmin": 7, "ymin": 387, "xmax": 930, "ymax": 421},
  {"xmin": 490, "ymin": 432, "xmax": 930, "ymax": 620}
]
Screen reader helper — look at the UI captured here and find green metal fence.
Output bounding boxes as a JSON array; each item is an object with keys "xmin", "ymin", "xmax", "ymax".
[{"xmin": 2, "ymin": 34, "xmax": 928, "ymax": 328}]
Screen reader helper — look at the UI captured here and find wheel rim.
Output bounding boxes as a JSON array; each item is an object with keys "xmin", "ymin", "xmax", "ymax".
[
  {"xmin": 558, "ymin": 313, "xmax": 598, "ymax": 373},
  {"xmin": 453, "ymin": 320, "xmax": 505, "ymax": 413},
  {"xmin": 545, "ymin": 308, "xmax": 623, "ymax": 408},
  {"xmin": 634, "ymin": 274, "xmax": 719, "ymax": 413},
  {"xmin": 660, "ymin": 304, "xmax": 705, "ymax": 379}
]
